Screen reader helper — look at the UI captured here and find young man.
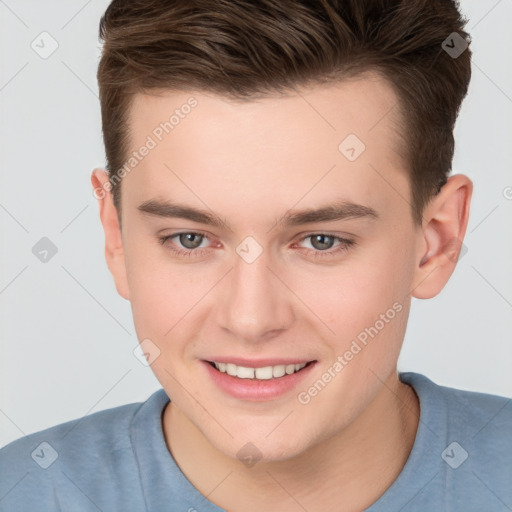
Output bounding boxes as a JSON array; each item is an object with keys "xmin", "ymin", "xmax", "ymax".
[{"xmin": 1, "ymin": 0, "xmax": 510, "ymax": 510}]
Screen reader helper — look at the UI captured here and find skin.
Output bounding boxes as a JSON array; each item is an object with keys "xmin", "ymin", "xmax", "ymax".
[{"xmin": 91, "ymin": 71, "xmax": 472, "ymax": 512}]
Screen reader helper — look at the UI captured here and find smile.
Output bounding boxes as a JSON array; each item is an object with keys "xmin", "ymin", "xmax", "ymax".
[{"xmin": 208, "ymin": 361, "xmax": 313, "ymax": 380}]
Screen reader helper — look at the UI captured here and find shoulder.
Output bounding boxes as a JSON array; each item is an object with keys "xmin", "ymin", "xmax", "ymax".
[
  {"xmin": 0, "ymin": 389, "xmax": 167, "ymax": 510},
  {"xmin": 401, "ymin": 371, "xmax": 512, "ymax": 435},
  {"xmin": 366, "ymin": 374, "xmax": 512, "ymax": 510},
  {"xmin": 400, "ymin": 372, "xmax": 512, "ymax": 502},
  {"xmin": 0, "ymin": 398, "xmax": 142, "ymax": 470},
  {"xmin": 432, "ymin": 375, "xmax": 512, "ymax": 459}
]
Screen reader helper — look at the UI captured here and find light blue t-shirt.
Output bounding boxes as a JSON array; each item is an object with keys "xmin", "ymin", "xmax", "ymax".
[{"xmin": 1, "ymin": 372, "xmax": 511, "ymax": 511}]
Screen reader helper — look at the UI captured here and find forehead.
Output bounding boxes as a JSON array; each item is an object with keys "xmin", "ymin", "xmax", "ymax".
[
  {"xmin": 123, "ymin": 73, "xmax": 408, "ymax": 224},
  {"xmin": 128, "ymin": 71, "xmax": 403, "ymax": 148}
]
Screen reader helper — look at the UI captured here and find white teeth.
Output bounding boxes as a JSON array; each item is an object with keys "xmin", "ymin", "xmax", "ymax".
[
  {"xmin": 272, "ymin": 365, "xmax": 286, "ymax": 378},
  {"xmin": 213, "ymin": 361, "xmax": 309, "ymax": 380},
  {"xmin": 255, "ymin": 366, "xmax": 273, "ymax": 380},
  {"xmin": 236, "ymin": 366, "xmax": 255, "ymax": 379},
  {"xmin": 226, "ymin": 363, "xmax": 237, "ymax": 376}
]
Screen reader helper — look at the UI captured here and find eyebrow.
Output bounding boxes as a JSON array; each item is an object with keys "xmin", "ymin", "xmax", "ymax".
[{"xmin": 137, "ymin": 198, "xmax": 379, "ymax": 229}]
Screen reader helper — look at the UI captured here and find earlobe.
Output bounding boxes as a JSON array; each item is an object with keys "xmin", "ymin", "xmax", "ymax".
[
  {"xmin": 411, "ymin": 174, "xmax": 472, "ymax": 299},
  {"xmin": 90, "ymin": 168, "xmax": 130, "ymax": 301}
]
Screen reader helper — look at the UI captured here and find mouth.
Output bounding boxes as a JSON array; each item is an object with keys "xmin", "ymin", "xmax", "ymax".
[
  {"xmin": 205, "ymin": 360, "xmax": 317, "ymax": 380},
  {"xmin": 201, "ymin": 358, "xmax": 318, "ymax": 401}
]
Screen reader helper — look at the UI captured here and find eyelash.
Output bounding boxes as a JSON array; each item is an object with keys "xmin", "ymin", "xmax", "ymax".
[{"xmin": 158, "ymin": 231, "xmax": 356, "ymax": 260}]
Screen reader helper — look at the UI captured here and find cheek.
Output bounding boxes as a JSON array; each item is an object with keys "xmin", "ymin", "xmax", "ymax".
[
  {"xmin": 123, "ymin": 239, "xmax": 188, "ymax": 338},
  {"xmin": 125, "ymin": 244, "xmax": 221, "ymax": 362},
  {"xmin": 290, "ymin": 238, "xmax": 413, "ymax": 343},
  {"xmin": 128, "ymin": 271, "xmax": 198, "ymax": 338}
]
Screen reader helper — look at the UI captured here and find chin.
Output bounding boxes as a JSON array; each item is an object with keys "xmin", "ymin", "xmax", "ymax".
[{"xmin": 213, "ymin": 430, "xmax": 315, "ymax": 466}]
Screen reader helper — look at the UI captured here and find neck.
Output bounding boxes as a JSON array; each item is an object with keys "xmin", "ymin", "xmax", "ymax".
[{"xmin": 162, "ymin": 371, "xmax": 419, "ymax": 512}]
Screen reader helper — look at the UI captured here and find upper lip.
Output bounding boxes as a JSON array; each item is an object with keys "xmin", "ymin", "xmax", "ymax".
[{"xmin": 203, "ymin": 357, "xmax": 316, "ymax": 368}]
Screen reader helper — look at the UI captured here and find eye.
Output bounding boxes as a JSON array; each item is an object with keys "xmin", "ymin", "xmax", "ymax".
[
  {"xmin": 296, "ymin": 234, "xmax": 356, "ymax": 259},
  {"xmin": 158, "ymin": 231, "xmax": 211, "ymax": 257},
  {"xmin": 174, "ymin": 232, "xmax": 205, "ymax": 250},
  {"xmin": 304, "ymin": 234, "xmax": 336, "ymax": 251}
]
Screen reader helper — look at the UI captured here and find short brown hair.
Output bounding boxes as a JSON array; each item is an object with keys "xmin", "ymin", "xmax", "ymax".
[{"xmin": 97, "ymin": 0, "xmax": 471, "ymax": 226}]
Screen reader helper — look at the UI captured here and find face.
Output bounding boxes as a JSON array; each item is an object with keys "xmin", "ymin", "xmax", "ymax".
[{"xmin": 101, "ymin": 73, "xmax": 427, "ymax": 461}]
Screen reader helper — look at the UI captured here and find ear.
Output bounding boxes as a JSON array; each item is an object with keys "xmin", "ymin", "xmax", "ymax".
[
  {"xmin": 90, "ymin": 168, "xmax": 130, "ymax": 301},
  {"xmin": 411, "ymin": 174, "xmax": 472, "ymax": 299}
]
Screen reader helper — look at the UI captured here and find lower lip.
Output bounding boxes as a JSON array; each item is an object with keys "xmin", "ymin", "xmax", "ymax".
[{"xmin": 201, "ymin": 360, "xmax": 317, "ymax": 401}]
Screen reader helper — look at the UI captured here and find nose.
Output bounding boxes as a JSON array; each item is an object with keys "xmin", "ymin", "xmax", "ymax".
[{"xmin": 217, "ymin": 248, "xmax": 295, "ymax": 344}]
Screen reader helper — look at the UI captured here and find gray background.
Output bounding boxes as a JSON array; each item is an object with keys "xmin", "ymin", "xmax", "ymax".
[{"xmin": 1, "ymin": 0, "xmax": 511, "ymax": 448}]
